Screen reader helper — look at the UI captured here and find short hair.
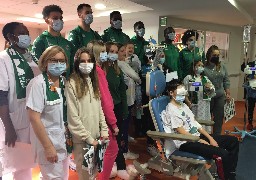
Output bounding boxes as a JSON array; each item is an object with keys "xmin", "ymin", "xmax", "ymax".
[
  {"xmin": 166, "ymin": 79, "xmax": 183, "ymax": 93},
  {"xmin": 2, "ymin": 22, "xmax": 23, "ymax": 41},
  {"xmin": 164, "ymin": 27, "xmax": 175, "ymax": 35},
  {"xmin": 133, "ymin": 21, "xmax": 144, "ymax": 30},
  {"xmin": 181, "ymin": 29, "xmax": 199, "ymax": 45},
  {"xmin": 110, "ymin": 11, "xmax": 121, "ymax": 20},
  {"xmin": 42, "ymin": 5, "xmax": 63, "ymax": 19},
  {"xmin": 77, "ymin": 3, "xmax": 91, "ymax": 13},
  {"xmin": 38, "ymin": 45, "xmax": 68, "ymax": 72}
]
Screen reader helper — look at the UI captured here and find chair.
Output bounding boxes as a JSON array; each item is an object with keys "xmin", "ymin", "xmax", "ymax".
[{"xmin": 134, "ymin": 70, "xmax": 214, "ymax": 180}]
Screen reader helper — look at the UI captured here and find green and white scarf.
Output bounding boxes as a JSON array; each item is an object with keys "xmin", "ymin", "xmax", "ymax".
[
  {"xmin": 42, "ymin": 72, "xmax": 73, "ymax": 154},
  {"xmin": 7, "ymin": 47, "xmax": 36, "ymax": 100}
]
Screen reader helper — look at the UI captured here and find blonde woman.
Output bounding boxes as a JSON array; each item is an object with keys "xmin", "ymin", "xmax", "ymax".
[
  {"xmin": 65, "ymin": 47, "xmax": 108, "ymax": 179},
  {"xmin": 26, "ymin": 45, "xmax": 70, "ymax": 179},
  {"xmin": 87, "ymin": 41, "xmax": 119, "ymax": 179}
]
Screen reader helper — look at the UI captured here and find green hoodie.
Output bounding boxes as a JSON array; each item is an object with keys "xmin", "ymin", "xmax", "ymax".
[
  {"xmin": 102, "ymin": 27, "xmax": 130, "ymax": 44},
  {"xmin": 131, "ymin": 36, "xmax": 149, "ymax": 66},
  {"xmin": 67, "ymin": 26, "xmax": 101, "ymax": 53},
  {"xmin": 161, "ymin": 41, "xmax": 181, "ymax": 78},
  {"xmin": 32, "ymin": 31, "xmax": 75, "ymax": 78}
]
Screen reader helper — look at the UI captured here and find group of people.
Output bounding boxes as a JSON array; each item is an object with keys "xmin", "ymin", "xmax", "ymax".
[{"xmin": 0, "ymin": 2, "xmax": 240, "ymax": 180}]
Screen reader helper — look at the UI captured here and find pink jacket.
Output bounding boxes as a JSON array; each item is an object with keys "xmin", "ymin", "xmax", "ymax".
[{"xmin": 96, "ymin": 65, "xmax": 117, "ymax": 132}]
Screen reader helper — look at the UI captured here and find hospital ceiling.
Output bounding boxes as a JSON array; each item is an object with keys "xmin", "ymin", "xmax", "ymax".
[{"xmin": 0, "ymin": 0, "xmax": 255, "ymax": 29}]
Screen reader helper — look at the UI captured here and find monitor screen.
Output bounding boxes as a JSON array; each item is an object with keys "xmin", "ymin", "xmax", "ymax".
[{"xmin": 191, "ymin": 82, "xmax": 202, "ymax": 86}]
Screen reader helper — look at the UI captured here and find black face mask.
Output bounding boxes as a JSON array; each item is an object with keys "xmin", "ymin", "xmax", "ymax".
[{"xmin": 210, "ymin": 56, "xmax": 219, "ymax": 64}]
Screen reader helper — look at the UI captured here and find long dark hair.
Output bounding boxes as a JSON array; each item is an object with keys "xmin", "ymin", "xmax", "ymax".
[
  {"xmin": 70, "ymin": 47, "xmax": 100, "ymax": 99},
  {"xmin": 206, "ymin": 45, "xmax": 221, "ymax": 70}
]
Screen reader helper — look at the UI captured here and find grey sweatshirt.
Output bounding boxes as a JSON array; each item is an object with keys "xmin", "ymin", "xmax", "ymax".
[{"xmin": 204, "ymin": 63, "xmax": 230, "ymax": 98}]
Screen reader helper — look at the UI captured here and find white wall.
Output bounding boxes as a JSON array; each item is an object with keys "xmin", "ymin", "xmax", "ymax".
[
  {"xmin": 158, "ymin": 17, "xmax": 246, "ymax": 101},
  {"xmin": 0, "ymin": 24, "xmax": 42, "ymax": 51}
]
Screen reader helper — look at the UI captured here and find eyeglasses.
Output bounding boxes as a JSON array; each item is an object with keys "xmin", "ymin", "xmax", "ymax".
[{"xmin": 49, "ymin": 58, "xmax": 66, "ymax": 64}]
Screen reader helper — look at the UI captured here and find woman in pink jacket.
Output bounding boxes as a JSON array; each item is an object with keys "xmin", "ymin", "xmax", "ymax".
[{"xmin": 87, "ymin": 41, "xmax": 119, "ymax": 179}]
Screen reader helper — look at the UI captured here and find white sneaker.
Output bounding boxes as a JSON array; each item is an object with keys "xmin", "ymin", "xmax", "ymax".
[
  {"xmin": 110, "ymin": 162, "xmax": 117, "ymax": 178},
  {"xmin": 123, "ymin": 151, "xmax": 139, "ymax": 160},
  {"xmin": 117, "ymin": 170, "xmax": 130, "ymax": 180},
  {"xmin": 147, "ymin": 145, "xmax": 160, "ymax": 157},
  {"xmin": 128, "ymin": 136, "xmax": 137, "ymax": 143}
]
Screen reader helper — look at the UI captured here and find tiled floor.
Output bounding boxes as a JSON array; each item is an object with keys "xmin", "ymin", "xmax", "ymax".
[{"xmin": 3, "ymin": 101, "xmax": 252, "ymax": 180}]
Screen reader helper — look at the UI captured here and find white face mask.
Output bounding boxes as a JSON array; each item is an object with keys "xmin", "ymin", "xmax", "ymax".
[
  {"xmin": 79, "ymin": 63, "xmax": 94, "ymax": 74},
  {"xmin": 52, "ymin": 19, "xmax": 64, "ymax": 32},
  {"xmin": 84, "ymin": 14, "xmax": 93, "ymax": 25},
  {"xmin": 16, "ymin": 35, "xmax": 31, "ymax": 49}
]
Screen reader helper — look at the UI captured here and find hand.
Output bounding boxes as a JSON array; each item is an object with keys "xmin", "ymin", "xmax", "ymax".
[
  {"xmin": 102, "ymin": 136, "xmax": 109, "ymax": 143},
  {"xmin": 45, "ymin": 145, "xmax": 58, "ymax": 163},
  {"xmin": 92, "ymin": 140, "xmax": 99, "ymax": 149},
  {"xmin": 5, "ymin": 125, "xmax": 17, "ymax": 147},
  {"xmin": 198, "ymin": 139, "xmax": 210, "ymax": 145},
  {"xmin": 113, "ymin": 127, "xmax": 119, "ymax": 136},
  {"xmin": 209, "ymin": 138, "xmax": 219, "ymax": 147}
]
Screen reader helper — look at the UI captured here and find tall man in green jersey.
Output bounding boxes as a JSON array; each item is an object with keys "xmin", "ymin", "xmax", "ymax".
[
  {"xmin": 161, "ymin": 27, "xmax": 181, "ymax": 78},
  {"xmin": 102, "ymin": 11, "xmax": 130, "ymax": 44},
  {"xmin": 67, "ymin": 3, "xmax": 101, "ymax": 53},
  {"xmin": 32, "ymin": 5, "xmax": 75, "ymax": 78},
  {"xmin": 131, "ymin": 21, "xmax": 149, "ymax": 66}
]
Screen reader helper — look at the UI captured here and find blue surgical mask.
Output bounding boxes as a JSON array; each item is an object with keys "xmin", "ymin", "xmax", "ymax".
[
  {"xmin": 168, "ymin": 32, "xmax": 175, "ymax": 40},
  {"xmin": 159, "ymin": 57, "xmax": 165, "ymax": 64},
  {"xmin": 137, "ymin": 28, "xmax": 145, "ymax": 37},
  {"xmin": 189, "ymin": 41, "xmax": 195, "ymax": 48},
  {"xmin": 112, "ymin": 20, "xmax": 122, "ymax": 29},
  {"xmin": 175, "ymin": 95, "xmax": 185, "ymax": 103},
  {"xmin": 84, "ymin": 14, "xmax": 93, "ymax": 25},
  {"xmin": 100, "ymin": 52, "xmax": 108, "ymax": 62},
  {"xmin": 108, "ymin": 53, "xmax": 118, "ymax": 61},
  {"xmin": 196, "ymin": 66, "xmax": 204, "ymax": 75},
  {"xmin": 52, "ymin": 19, "xmax": 64, "ymax": 32},
  {"xmin": 48, "ymin": 63, "xmax": 66, "ymax": 76},
  {"xmin": 16, "ymin": 35, "xmax": 31, "ymax": 49}
]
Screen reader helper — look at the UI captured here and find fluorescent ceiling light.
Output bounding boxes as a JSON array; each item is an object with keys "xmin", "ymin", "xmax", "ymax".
[
  {"xmin": 95, "ymin": 3, "xmax": 106, "ymax": 10},
  {"xmin": 17, "ymin": 17, "xmax": 45, "ymax": 23},
  {"xmin": 34, "ymin": 13, "xmax": 43, "ymax": 19}
]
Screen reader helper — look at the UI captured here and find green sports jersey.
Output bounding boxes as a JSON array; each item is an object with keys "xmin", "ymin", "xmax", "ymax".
[
  {"xmin": 131, "ymin": 36, "xmax": 149, "ymax": 66},
  {"xmin": 67, "ymin": 26, "xmax": 101, "ymax": 53},
  {"xmin": 102, "ymin": 27, "xmax": 130, "ymax": 44},
  {"xmin": 32, "ymin": 31, "xmax": 75, "ymax": 78},
  {"xmin": 180, "ymin": 47, "xmax": 205, "ymax": 79},
  {"xmin": 161, "ymin": 41, "xmax": 181, "ymax": 78}
]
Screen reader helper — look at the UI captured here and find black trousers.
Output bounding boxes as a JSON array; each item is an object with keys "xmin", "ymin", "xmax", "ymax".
[
  {"xmin": 179, "ymin": 134, "xmax": 239, "ymax": 180},
  {"xmin": 248, "ymin": 97, "xmax": 256, "ymax": 123},
  {"xmin": 114, "ymin": 103, "xmax": 126, "ymax": 170}
]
